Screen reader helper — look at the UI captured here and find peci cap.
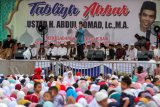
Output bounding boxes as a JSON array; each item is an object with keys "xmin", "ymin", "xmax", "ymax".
[
  {"xmin": 95, "ymin": 91, "xmax": 108, "ymax": 102},
  {"xmin": 7, "ymin": 35, "xmax": 11, "ymax": 37},
  {"xmin": 140, "ymin": 1, "xmax": 156, "ymax": 17}
]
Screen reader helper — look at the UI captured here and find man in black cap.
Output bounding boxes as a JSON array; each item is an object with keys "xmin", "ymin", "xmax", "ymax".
[
  {"xmin": 2, "ymin": 35, "xmax": 16, "ymax": 49},
  {"xmin": 135, "ymin": 1, "xmax": 157, "ymax": 50},
  {"xmin": 139, "ymin": 1, "xmax": 156, "ymax": 33}
]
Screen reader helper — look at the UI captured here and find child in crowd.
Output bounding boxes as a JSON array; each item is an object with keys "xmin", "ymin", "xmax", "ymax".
[
  {"xmin": 33, "ymin": 82, "xmax": 42, "ymax": 102},
  {"xmin": 120, "ymin": 76, "xmax": 135, "ymax": 107},
  {"xmin": 32, "ymin": 68, "xmax": 42, "ymax": 81},
  {"xmin": 41, "ymin": 91, "xmax": 53, "ymax": 104},
  {"xmin": 152, "ymin": 78, "xmax": 160, "ymax": 93},
  {"xmin": 49, "ymin": 86, "xmax": 64, "ymax": 107},
  {"xmin": 135, "ymin": 66, "xmax": 147, "ymax": 84},
  {"xmin": 2, "ymin": 65, "xmax": 160, "ymax": 107},
  {"xmin": 145, "ymin": 77, "xmax": 152, "ymax": 83},
  {"xmin": 132, "ymin": 70, "xmax": 137, "ymax": 82}
]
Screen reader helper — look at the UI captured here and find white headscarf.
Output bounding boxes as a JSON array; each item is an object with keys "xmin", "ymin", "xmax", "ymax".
[
  {"xmin": 63, "ymin": 71, "xmax": 75, "ymax": 84},
  {"xmin": 17, "ymin": 91, "xmax": 25, "ymax": 101},
  {"xmin": 2, "ymin": 80, "xmax": 10, "ymax": 87},
  {"xmin": 9, "ymin": 83, "xmax": 15, "ymax": 91},
  {"xmin": 0, "ymin": 103, "xmax": 7, "ymax": 107},
  {"xmin": 1, "ymin": 98, "xmax": 10, "ymax": 106},
  {"xmin": 3, "ymin": 86, "xmax": 10, "ymax": 96},
  {"xmin": 78, "ymin": 98, "xmax": 88, "ymax": 107},
  {"xmin": 8, "ymin": 101, "xmax": 17, "ymax": 107}
]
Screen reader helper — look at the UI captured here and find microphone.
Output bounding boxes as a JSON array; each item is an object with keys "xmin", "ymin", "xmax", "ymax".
[{"xmin": 146, "ymin": 30, "xmax": 151, "ymax": 41}]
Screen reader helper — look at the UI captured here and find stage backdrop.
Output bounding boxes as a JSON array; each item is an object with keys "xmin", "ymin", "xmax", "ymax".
[{"xmin": 1, "ymin": 0, "xmax": 160, "ymax": 46}]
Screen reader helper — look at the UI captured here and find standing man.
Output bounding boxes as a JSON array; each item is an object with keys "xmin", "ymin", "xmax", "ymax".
[{"xmin": 75, "ymin": 21, "xmax": 85, "ymax": 60}]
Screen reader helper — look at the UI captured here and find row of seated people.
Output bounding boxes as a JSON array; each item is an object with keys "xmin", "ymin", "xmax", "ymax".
[
  {"xmin": 0, "ymin": 36, "xmax": 157, "ymax": 61},
  {"xmin": 23, "ymin": 42, "xmax": 77, "ymax": 60},
  {"xmin": 22, "ymin": 42, "xmax": 138, "ymax": 61}
]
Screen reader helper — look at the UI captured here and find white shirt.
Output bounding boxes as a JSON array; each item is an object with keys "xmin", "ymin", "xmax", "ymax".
[
  {"xmin": 67, "ymin": 48, "xmax": 71, "ymax": 56},
  {"xmin": 47, "ymin": 47, "xmax": 58, "ymax": 56},
  {"xmin": 153, "ymin": 48, "xmax": 159, "ymax": 57},
  {"xmin": 148, "ymin": 59, "xmax": 156, "ymax": 75},
  {"xmin": 99, "ymin": 47, "xmax": 106, "ymax": 53},
  {"xmin": 84, "ymin": 48, "xmax": 88, "ymax": 57},
  {"xmin": 23, "ymin": 48, "xmax": 31, "ymax": 60},
  {"xmin": 31, "ymin": 47, "xmax": 37, "ymax": 57},
  {"xmin": 136, "ymin": 25, "xmax": 156, "ymax": 44},
  {"xmin": 57, "ymin": 46, "xmax": 67, "ymax": 56},
  {"xmin": 128, "ymin": 48, "xmax": 137, "ymax": 60}
]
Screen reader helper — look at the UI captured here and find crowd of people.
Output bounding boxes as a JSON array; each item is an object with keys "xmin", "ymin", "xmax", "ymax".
[
  {"xmin": 0, "ymin": 66, "xmax": 160, "ymax": 107},
  {"xmin": 0, "ymin": 34, "xmax": 160, "ymax": 61}
]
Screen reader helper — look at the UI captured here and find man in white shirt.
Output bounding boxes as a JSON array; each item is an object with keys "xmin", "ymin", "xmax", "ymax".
[
  {"xmin": 47, "ymin": 43, "xmax": 58, "ymax": 59},
  {"xmin": 147, "ymin": 55, "xmax": 156, "ymax": 76},
  {"xmin": 151, "ymin": 44, "xmax": 159, "ymax": 59},
  {"xmin": 128, "ymin": 44, "xmax": 138, "ymax": 61},
  {"xmin": 67, "ymin": 42, "xmax": 77, "ymax": 59},
  {"xmin": 91, "ymin": 43, "xmax": 97, "ymax": 50},
  {"xmin": 57, "ymin": 42, "xmax": 67, "ymax": 59},
  {"xmin": 30, "ymin": 44, "xmax": 37, "ymax": 59},
  {"xmin": 84, "ymin": 44, "xmax": 89, "ymax": 59},
  {"xmin": 23, "ymin": 44, "xmax": 35, "ymax": 60}
]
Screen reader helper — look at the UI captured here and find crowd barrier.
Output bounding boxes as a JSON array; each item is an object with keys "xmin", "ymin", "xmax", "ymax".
[{"xmin": 0, "ymin": 60, "xmax": 157, "ymax": 76}]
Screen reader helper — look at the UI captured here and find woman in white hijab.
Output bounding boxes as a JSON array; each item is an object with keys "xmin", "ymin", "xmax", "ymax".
[{"xmin": 63, "ymin": 71, "xmax": 75, "ymax": 84}]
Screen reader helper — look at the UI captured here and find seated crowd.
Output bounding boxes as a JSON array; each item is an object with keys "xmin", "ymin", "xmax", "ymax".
[
  {"xmin": 0, "ymin": 38, "xmax": 159, "ymax": 61},
  {"xmin": 0, "ymin": 65, "xmax": 160, "ymax": 107}
]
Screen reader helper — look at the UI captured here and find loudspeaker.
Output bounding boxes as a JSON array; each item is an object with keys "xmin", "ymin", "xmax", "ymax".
[
  {"xmin": 14, "ymin": 49, "xmax": 26, "ymax": 59},
  {"xmin": 87, "ymin": 50, "xmax": 105, "ymax": 61},
  {"xmin": 137, "ymin": 51, "xmax": 154, "ymax": 61}
]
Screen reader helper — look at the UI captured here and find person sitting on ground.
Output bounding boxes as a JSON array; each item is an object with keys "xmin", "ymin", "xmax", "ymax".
[
  {"xmin": 49, "ymin": 86, "xmax": 64, "ymax": 107},
  {"xmin": 120, "ymin": 76, "xmax": 135, "ymax": 107},
  {"xmin": 33, "ymin": 82, "xmax": 42, "ymax": 103},
  {"xmin": 95, "ymin": 91, "xmax": 119, "ymax": 107},
  {"xmin": 152, "ymin": 78, "xmax": 160, "ymax": 93},
  {"xmin": 41, "ymin": 91, "xmax": 53, "ymax": 105},
  {"xmin": 135, "ymin": 66, "xmax": 148, "ymax": 84},
  {"xmin": 32, "ymin": 68, "xmax": 42, "ymax": 82},
  {"xmin": 154, "ymin": 63, "xmax": 160, "ymax": 76},
  {"xmin": 63, "ymin": 71, "xmax": 75, "ymax": 84}
]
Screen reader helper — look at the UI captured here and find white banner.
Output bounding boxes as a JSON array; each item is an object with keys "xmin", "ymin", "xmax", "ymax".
[{"xmin": 7, "ymin": 0, "xmax": 160, "ymax": 46}]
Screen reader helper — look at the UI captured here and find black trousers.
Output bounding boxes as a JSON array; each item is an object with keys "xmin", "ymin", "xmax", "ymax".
[{"xmin": 77, "ymin": 44, "xmax": 84, "ymax": 59}]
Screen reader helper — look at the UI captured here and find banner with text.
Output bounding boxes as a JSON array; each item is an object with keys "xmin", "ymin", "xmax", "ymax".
[{"xmin": 8, "ymin": 0, "xmax": 160, "ymax": 46}]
